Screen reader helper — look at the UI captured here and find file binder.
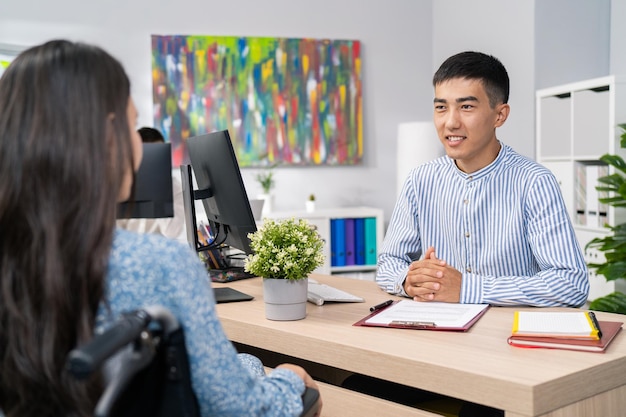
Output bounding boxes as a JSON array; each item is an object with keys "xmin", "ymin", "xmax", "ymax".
[
  {"xmin": 345, "ymin": 218, "xmax": 356, "ymax": 266},
  {"xmin": 330, "ymin": 219, "xmax": 338, "ymax": 266},
  {"xmin": 364, "ymin": 217, "xmax": 377, "ymax": 265},
  {"xmin": 331, "ymin": 218, "xmax": 346, "ymax": 266},
  {"xmin": 355, "ymin": 218, "xmax": 366, "ymax": 265}
]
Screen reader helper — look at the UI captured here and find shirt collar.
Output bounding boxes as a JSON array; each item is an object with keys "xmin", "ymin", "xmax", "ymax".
[{"xmin": 446, "ymin": 141, "xmax": 507, "ymax": 180}]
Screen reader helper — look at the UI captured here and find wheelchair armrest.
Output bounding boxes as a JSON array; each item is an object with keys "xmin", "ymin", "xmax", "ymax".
[
  {"xmin": 301, "ymin": 387, "xmax": 321, "ymax": 417},
  {"xmin": 67, "ymin": 310, "xmax": 152, "ymax": 379},
  {"xmin": 66, "ymin": 306, "xmax": 180, "ymax": 380}
]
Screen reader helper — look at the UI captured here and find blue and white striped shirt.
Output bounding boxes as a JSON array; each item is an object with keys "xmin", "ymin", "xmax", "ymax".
[{"xmin": 377, "ymin": 143, "xmax": 589, "ymax": 307}]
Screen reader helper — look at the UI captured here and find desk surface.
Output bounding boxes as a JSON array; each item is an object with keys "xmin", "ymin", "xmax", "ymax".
[{"xmin": 215, "ymin": 274, "xmax": 626, "ymax": 417}]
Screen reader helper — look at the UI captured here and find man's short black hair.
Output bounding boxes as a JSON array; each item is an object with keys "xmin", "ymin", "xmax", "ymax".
[
  {"xmin": 433, "ymin": 51, "xmax": 509, "ymax": 108},
  {"xmin": 138, "ymin": 126, "xmax": 165, "ymax": 143}
]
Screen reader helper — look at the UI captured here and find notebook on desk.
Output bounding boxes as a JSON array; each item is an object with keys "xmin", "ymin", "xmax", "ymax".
[{"xmin": 508, "ymin": 321, "xmax": 623, "ymax": 353}]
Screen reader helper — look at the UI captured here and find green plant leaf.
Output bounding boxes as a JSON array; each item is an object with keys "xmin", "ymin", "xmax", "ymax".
[
  {"xmin": 620, "ymin": 123, "xmax": 626, "ymax": 148},
  {"xmin": 592, "ymin": 261, "xmax": 626, "ymax": 281},
  {"xmin": 589, "ymin": 292, "xmax": 626, "ymax": 315},
  {"xmin": 600, "ymin": 154, "xmax": 626, "ymax": 175},
  {"xmin": 243, "ymin": 218, "xmax": 325, "ymax": 280},
  {"xmin": 597, "ymin": 172, "xmax": 624, "ymax": 187},
  {"xmin": 585, "ymin": 125, "xmax": 626, "ymax": 287}
]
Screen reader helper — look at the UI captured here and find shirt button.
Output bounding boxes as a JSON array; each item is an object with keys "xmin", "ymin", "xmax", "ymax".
[
  {"xmin": 468, "ymin": 176, "xmax": 473, "ymax": 181},
  {"xmin": 463, "ymin": 199, "xmax": 469, "ymax": 204},
  {"xmin": 465, "ymin": 232, "xmax": 470, "ymax": 237},
  {"xmin": 466, "ymin": 267, "xmax": 472, "ymax": 273}
]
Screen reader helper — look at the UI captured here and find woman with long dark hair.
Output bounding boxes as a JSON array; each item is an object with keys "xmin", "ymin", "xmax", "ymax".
[{"xmin": 0, "ymin": 40, "xmax": 319, "ymax": 417}]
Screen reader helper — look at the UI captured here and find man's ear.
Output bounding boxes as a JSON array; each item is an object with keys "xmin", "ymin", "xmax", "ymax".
[{"xmin": 494, "ymin": 103, "xmax": 510, "ymax": 127}]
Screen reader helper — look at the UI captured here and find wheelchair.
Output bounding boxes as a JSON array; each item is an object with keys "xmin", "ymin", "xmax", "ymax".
[{"xmin": 66, "ymin": 306, "xmax": 320, "ymax": 417}]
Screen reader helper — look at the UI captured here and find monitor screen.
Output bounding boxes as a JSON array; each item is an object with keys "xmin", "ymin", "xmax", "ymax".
[
  {"xmin": 185, "ymin": 130, "xmax": 257, "ymax": 255},
  {"xmin": 117, "ymin": 142, "xmax": 174, "ymax": 219}
]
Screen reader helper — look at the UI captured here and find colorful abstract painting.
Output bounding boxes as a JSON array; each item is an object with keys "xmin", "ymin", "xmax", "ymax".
[
  {"xmin": 0, "ymin": 58, "xmax": 10, "ymax": 77},
  {"xmin": 0, "ymin": 44, "xmax": 24, "ymax": 79},
  {"xmin": 151, "ymin": 35, "xmax": 362, "ymax": 167}
]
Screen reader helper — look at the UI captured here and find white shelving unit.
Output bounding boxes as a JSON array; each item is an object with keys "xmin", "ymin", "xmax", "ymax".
[
  {"xmin": 536, "ymin": 75, "xmax": 626, "ymax": 301},
  {"xmin": 264, "ymin": 206, "xmax": 385, "ymax": 280}
]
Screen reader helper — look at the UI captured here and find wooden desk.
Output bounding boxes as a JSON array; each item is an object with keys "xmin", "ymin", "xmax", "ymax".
[{"xmin": 215, "ymin": 274, "xmax": 626, "ymax": 417}]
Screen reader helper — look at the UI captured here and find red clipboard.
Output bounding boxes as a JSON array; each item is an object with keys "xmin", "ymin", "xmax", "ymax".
[{"xmin": 353, "ymin": 300, "xmax": 490, "ymax": 332}]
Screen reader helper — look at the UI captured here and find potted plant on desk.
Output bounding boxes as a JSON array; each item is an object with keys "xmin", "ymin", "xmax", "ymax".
[{"xmin": 244, "ymin": 218, "xmax": 325, "ymax": 320}]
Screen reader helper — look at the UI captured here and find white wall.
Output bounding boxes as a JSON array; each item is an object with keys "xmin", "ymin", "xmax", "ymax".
[
  {"xmin": 0, "ymin": 0, "xmax": 619, "ymax": 223},
  {"xmin": 0, "ymin": 0, "xmax": 434, "ymax": 221},
  {"xmin": 432, "ymin": 1, "xmax": 536, "ymax": 160},
  {"xmin": 535, "ymin": 0, "xmax": 611, "ymax": 89},
  {"xmin": 611, "ymin": 0, "xmax": 626, "ymax": 75}
]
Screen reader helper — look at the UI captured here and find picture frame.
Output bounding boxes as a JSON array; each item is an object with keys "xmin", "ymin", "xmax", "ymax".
[{"xmin": 151, "ymin": 35, "xmax": 363, "ymax": 168}]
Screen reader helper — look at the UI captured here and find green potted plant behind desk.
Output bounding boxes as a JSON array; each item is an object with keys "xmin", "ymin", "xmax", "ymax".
[
  {"xmin": 244, "ymin": 218, "xmax": 325, "ymax": 321},
  {"xmin": 586, "ymin": 124, "xmax": 626, "ymax": 314},
  {"xmin": 255, "ymin": 165, "xmax": 276, "ymax": 215}
]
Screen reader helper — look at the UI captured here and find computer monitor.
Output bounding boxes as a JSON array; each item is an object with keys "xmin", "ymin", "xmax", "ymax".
[
  {"xmin": 183, "ymin": 130, "xmax": 257, "ymax": 256},
  {"xmin": 117, "ymin": 142, "xmax": 174, "ymax": 219}
]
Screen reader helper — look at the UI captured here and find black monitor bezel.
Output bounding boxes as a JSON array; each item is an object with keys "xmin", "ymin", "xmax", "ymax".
[
  {"xmin": 117, "ymin": 142, "xmax": 174, "ymax": 219},
  {"xmin": 185, "ymin": 130, "xmax": 257, "ymax": 255}
]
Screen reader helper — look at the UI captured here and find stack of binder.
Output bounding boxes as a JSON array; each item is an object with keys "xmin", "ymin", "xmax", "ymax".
[
  {"xmin": 575, "ymin": 163, "xmax": 609, "ymax": 227},
  {"xmin": 330, "ymin": 217, "xmax": 377, "ymax": 267}
]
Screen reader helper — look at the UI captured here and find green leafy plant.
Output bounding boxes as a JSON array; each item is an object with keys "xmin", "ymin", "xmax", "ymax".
[
  {"xmin": 586, "ymin": 123, "xmax": 626, "ymax": 314},
  {"xmin": 256, "ymin": 166, "xmax": 276, "ymax": 194},
  {"xmin": 244, "ymin": 218, "xmax": 325, "ymax": 281},
  {"xmin": 308, "ymin": 194, "xmax": 316, "ymax": 201}
]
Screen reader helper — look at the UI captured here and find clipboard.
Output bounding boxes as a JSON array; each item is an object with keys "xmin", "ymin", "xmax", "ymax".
[{"xmin": 353, "ymin": 300, "xmax": 490, "ymax": 331}]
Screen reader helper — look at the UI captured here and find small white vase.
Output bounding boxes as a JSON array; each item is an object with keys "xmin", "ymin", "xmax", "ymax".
[
  {"xmin": 257, "ymin": 193, "xmax": 274, "ymax": 216},
  {"xmin": 305, "ymin": 200, "xmax": 316, "ymax": 213},
  {"xmin": 262, "ymin": 277, "xmax": 308, "ymax": 321}
]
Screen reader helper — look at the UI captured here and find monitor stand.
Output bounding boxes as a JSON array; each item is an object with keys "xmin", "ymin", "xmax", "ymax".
[{"xmin": 179, "ymin": 164, "xmax": 255, "ymax": 303}]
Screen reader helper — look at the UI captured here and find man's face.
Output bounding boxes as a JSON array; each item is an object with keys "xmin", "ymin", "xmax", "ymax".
[{"xmin": 433, "ymin": 77, "xmax": 509, "ymax": 173}]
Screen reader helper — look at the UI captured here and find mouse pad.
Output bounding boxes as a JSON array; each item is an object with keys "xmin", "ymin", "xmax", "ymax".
[{"xmin": 213, "ymin": 287, "xmax": 254, "ymax": 303}]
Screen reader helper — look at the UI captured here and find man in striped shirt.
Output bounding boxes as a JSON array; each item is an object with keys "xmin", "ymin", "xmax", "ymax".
[{"xmin": 377, "ymin": 51, "xmax": 589, "ymax": 307}]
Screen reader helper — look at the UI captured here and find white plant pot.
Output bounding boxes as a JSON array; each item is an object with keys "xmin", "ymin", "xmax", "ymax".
[
  {"xmin": 262, "ymin": 277, "xmax": 308, "ymax": 321},
  {"xmin": 305, "ymin": 200, "xmax": 316, "ymax": 213},
  {"xmin": 257, "ymin": 193, "xmax": 274, "ymax": 216}
]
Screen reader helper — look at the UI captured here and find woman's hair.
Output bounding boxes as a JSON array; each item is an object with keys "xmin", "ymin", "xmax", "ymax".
[{"xmin": 0, "ymin": 40, "xmax": 133, "ymax": 417}]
